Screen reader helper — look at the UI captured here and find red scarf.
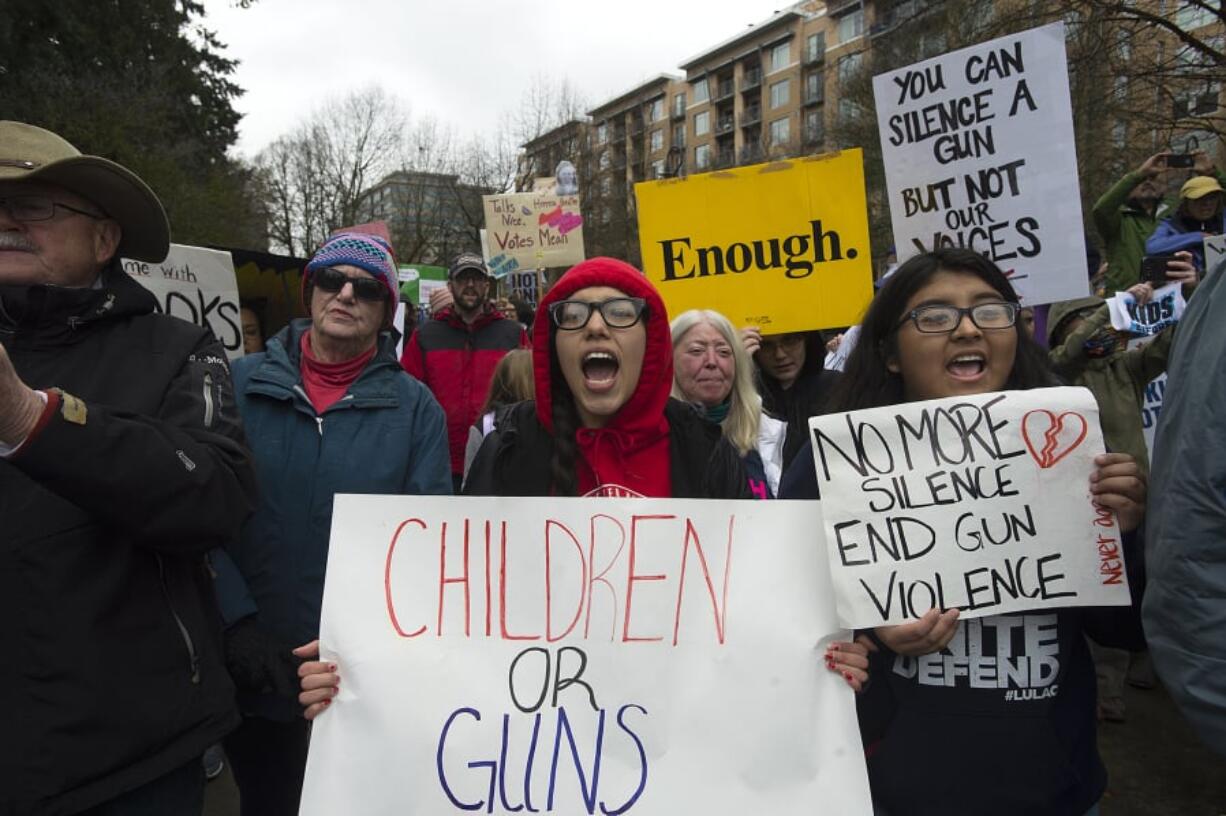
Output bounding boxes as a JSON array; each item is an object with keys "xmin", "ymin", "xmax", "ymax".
[{"xmin": 299, "ymin": 330, "xmax": 376, "ymax": 414}]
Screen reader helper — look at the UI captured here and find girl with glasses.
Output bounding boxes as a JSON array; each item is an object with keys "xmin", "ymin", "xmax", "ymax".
[{"xmin": 779, "ymin": 248, "xmax": 1146, "ymax": 816}]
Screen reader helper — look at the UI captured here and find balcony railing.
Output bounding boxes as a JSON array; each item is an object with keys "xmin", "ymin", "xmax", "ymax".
[
  {"xmin": 740, "ymin": 144, "xmax": 764, "ymax": 164},
  {"xmin": 740, "ymin": 107, "xmax": 762, "ymax": 126},
  {"xmin": 671, "ymin": 102, "xmax": 686, "ymax": 120},
  {"xmin": 713, "ymin": 80, "xmax": 735, "ymax": 102},
  {"xmin": 715, "ymin": 117, "xmax": 735, "ymax": 135},
  {"xmin": 740, "ymin": 69, "xmax": 762, "ymax": 91},
  {"xmin": 804, "ymin": 86, "xmax": 825, "ymax": 106},
  {"xmin": 715, "ymin": 150, "xmax": 736, "ymax": 169},
  {"xmin": 804, "ymin": 126, "xmax": 825, "ymax": 146}
]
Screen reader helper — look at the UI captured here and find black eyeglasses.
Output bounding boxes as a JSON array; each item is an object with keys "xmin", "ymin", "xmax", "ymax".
[
  {"xmin": 313, "ymin": 267, "xmax": 389, "ymax": 302},
  {"xmin": 0, "ymin": 195, "xmax": 106, "ymax": 222},
  {"xmin": 549, "ymin": 297, "xmax": 647, "ymax": 330},
  {"xmin": 898, "ymin": 302, "xmax": 1018, "ymax": 334}
]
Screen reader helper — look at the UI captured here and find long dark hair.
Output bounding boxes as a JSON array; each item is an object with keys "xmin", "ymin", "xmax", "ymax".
[
  {"xmin": 547, "ymin": 322, "xmax": 583, "ymax": 496},
  {"xmin": 825, "ymin": 248, "xmax": 1055, "ymax": 413}
]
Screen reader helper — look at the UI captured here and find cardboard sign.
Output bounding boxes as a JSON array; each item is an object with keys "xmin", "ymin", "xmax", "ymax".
[
  {"xmin": 1106, "ymin": 282, "xmax": 1185, "ymax": 335},
  {"xmin": 121, "ymin": 243, "xmax": 243, "ymax": 359},
  {"xmin": 483, "ymin": 191, "xmax": 585, "ymax": 269},
  {"xmin": 873, "ymin": 23, "xmax": 1087, "ymax": 306},
  {"xmin": 300, "ymin": 496, "xmax": 872, "ymax": 816},
  {"xmin": 808, "ymin": 387, "xmax": 1131, "ymax": 628},
  {"xmin": 635, "ymin": 152, "xmax": 873, "ymax": 334}
]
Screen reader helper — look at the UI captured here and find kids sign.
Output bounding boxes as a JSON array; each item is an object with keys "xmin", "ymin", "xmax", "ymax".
[
  {"xmin": 809, "ymin": 388, "xmax": 1131, "ymax": 628},
  {"xmin": 299, "ymin": 496, "xmax": 871, "ymax": 816},
  {"xmin": 635, "ymin": 151, "xmax": 873, "ymax": 334},
  {"xmin": 873, "ymin": 23, "xmax": 1087, "ymax": 306}
]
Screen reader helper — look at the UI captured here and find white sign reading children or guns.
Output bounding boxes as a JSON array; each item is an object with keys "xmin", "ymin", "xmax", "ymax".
[
  {"xmin": 299, "ymin": 496, "xmax": 871, "ymax": 816},
  {"xmin": 874, "ymin": 23, "xmax": 1087, "ymax": 305},
  {"xmin": 809, "ymin": 388, "xmax": 1131, "ymax": 628}
]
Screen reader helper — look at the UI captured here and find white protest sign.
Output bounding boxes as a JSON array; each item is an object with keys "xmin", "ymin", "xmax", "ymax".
[
  {"xmin": 419, "ymin": 278, "xmax": 449, "ymax": 310},
  {"xmin": 823, "ymin": 325, "xmax": 861, "ymax": 372},
  {"xmin": 873, "ymin": 23, "xmax": 1087, "ymax": 305},
  {"xmin": 809, "ymin": 387, "xmax": 1131, "ymax": 628},
  {"xmin": 121, "ymin": 243, "xmax": 243, "ymax": 359},
  {"xmin": 1106, "ymin": 282, "xmax": 1185, "ymax": 335},
  {"xmin": 300, "ymin": 496, "xmax": 872, "ymax": 816}
]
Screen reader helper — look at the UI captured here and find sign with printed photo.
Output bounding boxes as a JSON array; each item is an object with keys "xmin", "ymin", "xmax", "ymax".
[
  {"xmin": 300, "ymin": 496, "xmax": 872, "ymax": 816},
  {"xmin": 808, "ymin": 387, "xmax": 1131, "ymax": 628},
  {"xmin": 873, "ymin": 23, "xmax": 1087, "ymax": 306},
  {"xmin": 635, "ymin": 151, "xmax": 874, "ymax": 334}
]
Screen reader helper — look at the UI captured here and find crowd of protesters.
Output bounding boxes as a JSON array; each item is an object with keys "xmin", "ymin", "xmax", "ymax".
[{"xmin": 1, "ymin": 117, "xmax": 1224, "ymax": 816}]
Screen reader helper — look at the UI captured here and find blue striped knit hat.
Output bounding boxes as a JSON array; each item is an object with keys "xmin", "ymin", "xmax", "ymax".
[{"xmin": 304, "ymin": 231, "xmax": 398, "ymax": 301}]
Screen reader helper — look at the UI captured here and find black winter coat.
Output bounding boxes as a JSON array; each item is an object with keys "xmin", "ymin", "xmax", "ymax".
[
  {"xmin": 0, "ymin": 267, "xmax": 256, "ymax": 815},
  {"xmin": 464, "ymin": 399, "xmax": 752, "ymax": 499}
]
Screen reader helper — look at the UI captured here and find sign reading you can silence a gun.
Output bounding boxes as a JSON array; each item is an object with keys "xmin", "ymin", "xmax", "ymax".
[
  {"xmin": 122, "ymin": 243, "xmax": 243, "ymax": 359},
  {"xmin": 483, "ymin": 191, "xmax": 585, "ymax": 269},
  {"xmin": 873, "ymin": 23, "xmax": 1087, "ymax": 306},
  {"xmin": 299, "ymin": 496, "xmax": 872, "ymax": 816},
  {"xmin": 809, "ymin": 387, "xmax": 1131, "ymax": 628},
  {"xmin": 635, "ymin": 151, "xmax": 873, "ymax": 334}
]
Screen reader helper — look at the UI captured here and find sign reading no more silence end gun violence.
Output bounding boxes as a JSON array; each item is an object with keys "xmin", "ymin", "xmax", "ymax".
[{"xmin": 809, "ymin": 387, "xmax": 1131, "ymax": 628}]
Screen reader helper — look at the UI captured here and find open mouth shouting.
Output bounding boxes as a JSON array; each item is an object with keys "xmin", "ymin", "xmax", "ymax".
[
  {"xmin": 581, "ymin": 350, "xmax": 620, "ymax": 392},
  {"xmin": 946, "ymin": 352, "xmax": 986, "ymax": 382}
]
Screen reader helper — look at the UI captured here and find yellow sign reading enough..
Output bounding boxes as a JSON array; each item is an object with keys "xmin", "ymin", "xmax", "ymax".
[{"xmin": 635, "ymin": 150, "xmax": 873, "ymax": 334}]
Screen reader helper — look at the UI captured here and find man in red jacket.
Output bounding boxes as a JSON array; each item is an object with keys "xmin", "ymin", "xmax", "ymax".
[{"xmin": 400, "ymin": 252, "xmax": 528, "ymax": 490}]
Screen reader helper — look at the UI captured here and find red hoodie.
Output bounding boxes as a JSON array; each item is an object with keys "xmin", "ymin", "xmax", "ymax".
[{"xmin": 533, "ymin": 258, "xmax": 674, "ymax": 497}]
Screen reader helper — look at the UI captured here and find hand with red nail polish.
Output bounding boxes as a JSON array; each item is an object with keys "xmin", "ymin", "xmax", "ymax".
[
  {"xmin": 823, "ymin": 639, "xmax": 870, "ymax": 692},
  {"xmin": 294, "ymin": 639, "xmax": 340, "ymax": 721}
]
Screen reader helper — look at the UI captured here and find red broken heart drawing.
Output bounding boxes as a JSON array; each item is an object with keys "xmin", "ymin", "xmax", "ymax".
[{"xmin": 1022, "ymin": 409, "xmax": 1089, "ymax": 468}]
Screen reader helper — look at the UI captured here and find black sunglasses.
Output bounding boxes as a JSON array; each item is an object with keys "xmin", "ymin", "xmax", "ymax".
[{"xmin": 313, "ymin": 267, "xmax": 388, "ymax": 302}]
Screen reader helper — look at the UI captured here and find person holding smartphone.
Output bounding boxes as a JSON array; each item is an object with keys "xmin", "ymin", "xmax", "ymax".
[
  {"xmin": 1145, "ymin": 151, "xmax": 1225, "ymax": 274},
  {"xmin": 1093, "ymin": 151, "xmax": 1181, "ymax": 295}
]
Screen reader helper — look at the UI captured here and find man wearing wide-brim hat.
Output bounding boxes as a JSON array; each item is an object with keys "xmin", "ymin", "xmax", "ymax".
[{"xmin": 0, "ymin": 121, "xmax": 256, "ymax": 814}]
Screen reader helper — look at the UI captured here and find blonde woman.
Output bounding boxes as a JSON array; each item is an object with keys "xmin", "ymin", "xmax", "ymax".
[{"xmin": 670, "ymin": 309, "xmax": 786, "ymax": 497}]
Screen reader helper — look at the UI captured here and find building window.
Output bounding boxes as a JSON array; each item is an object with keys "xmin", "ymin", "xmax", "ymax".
[
  {"xmin": 599, "ymin": 151, "xmax": 610, "ymax": 170},
  {"xmin": 693, "ymin": 77, "xmax": 709, "ymax": 103},
  {"xmin": 805, "ymin": 109, "xmax": 824, "ymax": 143},
  {"xmin": 838, "ymin": 98, "xmax": 857, "ymax": 120},
  {"xmin": 673, "ymin": 92, "xmax": 686, "ymax": 116},
  {"xmin": 651, "ymin": 158, "xmax": 666, "ymax": 178},
  {"xmin": 806, "ymin": 72, "xmax": 824, "ymax": 103},
  {"xmin": 595, "ymin": 123, "xmax": 607, "ymax": 146},
  {"xmin": 600, "ymin": 176, "xmax": 613, "ymax": 196},
  {"xmin": 1111, "ymin": 119, "xmax": 1127, "ymax": 149},
  {"xmin": 769, "ymin": 116, "xmax": 790, "ymax": 145},
  {"xmin": 837, "ymin": 52, "xmax": 863, "ymax": 83},
  {"xmin": 672, "ymin": 126, "xmax": 686, "ymax": 148},
  {"xmin": 806, "ymin": 32, "xmax": 825, "ymax": 62},
  {"xmin": 647, "ymin": 97, "xmax": 664, "ymax": 122},
  {"xmin": 695, "ymin": 144, "xmax": 711, "ymax": 170},
  {"xmin": 771, "ymin": 41, "xmax": 790, "ymax": 72},
  {"xmin": 1175, "ymin": 2, "xmax": 1215, "ymax": 29},
  {"xmin": 837, "ymin": 9, "xmax": 865, "ymax": 43},
  {"xmin": 650, "ymin": 129, "xmax": 664, "ymax": 151},
  {"xmin": 770, "ymin": 78, "xmax": 790, "ymax": 109},
  {"xmin": 694, "ymin": 110, "xmax": 710, "ymax": 137}
]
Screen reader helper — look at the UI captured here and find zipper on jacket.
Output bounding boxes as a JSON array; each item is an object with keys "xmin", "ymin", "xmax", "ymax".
[
  {"xmin": 156, "ymin": 554, "xmax": 201, "ymax": 684},
  {"xmin": 316, "ymin": 416, "xmax": 323, "ymax": 436},
  {"xmin": 202, "ymin": 372, "xmax": 216, "ymax": 429}
]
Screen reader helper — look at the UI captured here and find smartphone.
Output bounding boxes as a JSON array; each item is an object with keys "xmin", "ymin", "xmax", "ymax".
[
  {"xmin": 1166, "ymin": 153, "xmax": 1195, "ymax": 168},
  {"xmin": 1141, "ymin": 255, "xmax": 1177, "ymax": 285}
]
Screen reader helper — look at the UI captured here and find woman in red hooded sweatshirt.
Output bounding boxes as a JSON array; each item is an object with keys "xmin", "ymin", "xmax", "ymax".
[{"xmin": 296, "ymin": 258, "xmax": 869, "ymax": 716}]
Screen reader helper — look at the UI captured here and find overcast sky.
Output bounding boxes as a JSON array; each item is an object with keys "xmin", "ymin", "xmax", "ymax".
[{"xmin": 201, "ymin": 0, "xmax": 793, "ymax": 158}]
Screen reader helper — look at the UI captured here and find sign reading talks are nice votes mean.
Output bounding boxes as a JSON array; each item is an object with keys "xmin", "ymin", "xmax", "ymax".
[
  {"xmin": 635, "ymin": 150, "xmax": 874, "ymax": 335},
  {"xmin": 299, "ymin": 496, "xmax": 872, "ymax": 816},
  {"xmin": 873, "ymin": 23, "xmax": 1088, "ymax": 306},
  {"xmin": 809, "ymin": 387, "xmax": 1132, "ymax": 629}
]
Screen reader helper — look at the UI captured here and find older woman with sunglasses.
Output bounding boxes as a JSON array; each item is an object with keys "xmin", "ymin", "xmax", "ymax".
[{"xmin": 211, "ymin": 231, "xmax": 451, "ymax": 816}]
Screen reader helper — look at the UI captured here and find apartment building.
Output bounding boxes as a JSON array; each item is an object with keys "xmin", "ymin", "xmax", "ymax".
[{"xmin": 356, "ymin": 170, "xmax": 490, "ymax": 265}]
